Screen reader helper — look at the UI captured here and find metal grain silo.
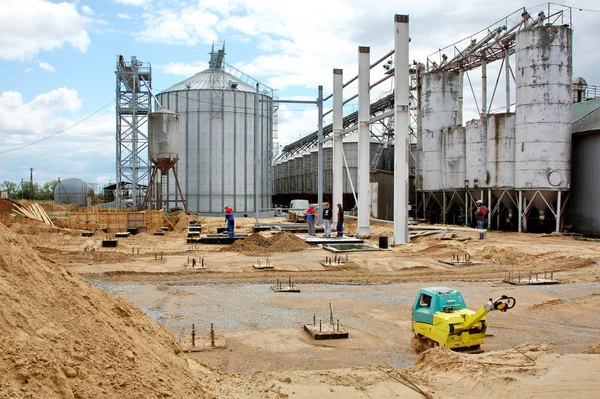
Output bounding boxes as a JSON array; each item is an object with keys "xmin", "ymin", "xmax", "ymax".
[
  {"xmin": 157, "ymin": 65, "xmax": 273, "ymax": 215},
  {"xmin": 515, "ymin": 25, "xmax": 572, "ymax": 222},
  {"xmin": 420, "ymin": 71, "xmax": 459, "ymax": 191},
  {"xmin": 149, "ymin": 109, "xmax": 180, "ymax": 168},
  {"xmin": 54, "ymin": 178, "xmax": 90, "ymax": 207}
]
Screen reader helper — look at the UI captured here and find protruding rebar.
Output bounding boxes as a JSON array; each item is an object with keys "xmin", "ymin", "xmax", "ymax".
[
  {"xmin": 210, "ymin": 323, "xmax": 215, "ymax": 346},
  {"xmin": 192, "ymin": 323, "xmax": 196, "ymax": 347}
]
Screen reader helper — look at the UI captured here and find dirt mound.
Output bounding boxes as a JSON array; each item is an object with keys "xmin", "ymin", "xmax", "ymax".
[
  {"xmin": 0, "ymin": 222, "xmax": 207, "ymax": 399},
  {"xmin": 584, "ymin": 341, "xmax": 600, "ymax": 354},
  {"xmin": 222, "ymin": 232, "xmax": 308, "ymax": 254},
  {"xmin": 475, "ymin": 245, "xmax": 545, "ymax": 264},
  {"xmin": 409, "ymin": 347, "xmax": 469, "ymax": 373}
]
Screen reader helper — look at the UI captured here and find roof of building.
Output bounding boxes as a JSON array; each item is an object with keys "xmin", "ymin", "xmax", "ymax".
[
  {"xmin": 161, "ymin": 68, "xmax": 257, "ymax": 93},
  {"xmin": 572, "ymin": 98, "xmax": 600, "ymax": 134}
]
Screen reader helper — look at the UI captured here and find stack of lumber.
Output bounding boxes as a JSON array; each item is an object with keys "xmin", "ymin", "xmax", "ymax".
[{"xmin": 13, "ymin": 203, "xmax": 54, "ymax": 226}]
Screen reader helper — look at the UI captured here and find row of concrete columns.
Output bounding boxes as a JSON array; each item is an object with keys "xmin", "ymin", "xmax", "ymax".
[{"xmin": 329, "ymin": 15, "xmax": 410, "ymax": 244}]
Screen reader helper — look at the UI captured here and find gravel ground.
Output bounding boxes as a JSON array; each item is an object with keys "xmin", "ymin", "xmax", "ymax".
[{"xmin": 90, "ymin": 279, "xmax": 600, "ymax": 372}]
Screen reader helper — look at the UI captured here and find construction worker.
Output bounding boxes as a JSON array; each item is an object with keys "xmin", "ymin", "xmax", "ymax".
[
  {"xmin": 475, "ymin": 200, "xmax": 488, "ymax": 239},
  {"xmin": 322, "ymin": 203, "xmax": 332, "ymax": 237},
  {"xmin": 224, "ymin": 205, "xmax": 235, "ymax": 238},
  {"xmin": 306, "ymin": 205, "xmax": 316, "ymax": 236},
  {"xmin": 336, "ymin": 203, "xmax": 344, "ymax": 237}
]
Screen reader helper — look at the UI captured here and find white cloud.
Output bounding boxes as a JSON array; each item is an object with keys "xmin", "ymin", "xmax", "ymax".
[
  {"xmin": 23, "ymin": 68, "xmax": 32, "ymax": 73},
  {"xmin": 117, "ymin": 13, "xmax": 132, "ymax": 19},
  {"xmin": 0, "ymin": 88, "xmax": 82, "ymax": 135},
  {"xmin": 38, "ymin": 61, "xmax": 55, "ymax": 72},
  {"xmin": 114, "ymin": 0, "xmax": 147, "ymax": 5},
  {"xmin": 139, "ymin": 7, "xmax": 219, "ymax": 45},
  {"xmin": 81, "ymin": 5, "xmax": 94, "ymax": 15},
  {"xmin": 0, "ymin": 88, "xmax": 114, "ymax": 184},
  {"xmin": 160, "ymin": 61, "xmax": 209, "ymax": 76},
  {"xmin": 0, "ymin": 0, "xmax": 99, "ymax": 61}
]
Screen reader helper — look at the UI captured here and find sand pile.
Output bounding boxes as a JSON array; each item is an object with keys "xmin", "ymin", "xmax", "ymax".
[
  {"xmin": 475, "ymin": 245, "xmax": 546, "ymax": 264},
  {"xmin": 222, "ymin": 232, "xmax": 308, "ymax": 254},
  {"xmin": 0, "ymin": 222, "xmax": 207, "ymax": 399},
  {"xmin": 584, "ymin": 341, "xmax": 600, "ymax": 354}
]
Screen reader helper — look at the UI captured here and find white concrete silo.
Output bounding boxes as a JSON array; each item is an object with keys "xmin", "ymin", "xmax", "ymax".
[
  {"xmin": 420, "ymin": 71, "xmax": 460, "ymax": 192},
  {"xmin": 157, "ymin": 66, "xmax": 273, "ymax": 215},
  {"xmin": 465, "ymin": 119, "xmax": 487, "ymax": 195},
  {"xmin": 442, "ymin": 126, "xmax": 466, "ymax": 191},
  {"xmin": 515, "ymin": 25, "xmax": 572, "ymax": 229},
  {"xmin": 487, "ymin": 113, "xmax": 517, "ymax": 219}
]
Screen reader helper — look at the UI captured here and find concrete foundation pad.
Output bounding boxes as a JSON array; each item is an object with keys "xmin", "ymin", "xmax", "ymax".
[
  {"xmin": 303, "ymin": 236, "xmax": 364, "ymax": 245},
  {"xmin": 271, "ymin": 285, "xmax": 300, "ymax": 293},
  {"xmin": 253, "ymin": 264, "xmax": 275, "ymax": 270},
  {"xmin": 180, "ymin": 337, "xmax": 227, "ymax": 353},
  {"xmin": 438, "ymin": 260, "xmax": 483, "ymax": 266},
  {"xmin": 304, "ymin": 324, "xmax": 349, "ymax": 340},
  {"xmin": 323, "ymin": 243, "xmax": 380, "ymax": 253},
  {"xmin": 503, "ymin": 278, "xmax": 561, "ymax": 285},
  {"xmin": 188, "ymin": 235, "xmax": 248, "ymax": 244}
]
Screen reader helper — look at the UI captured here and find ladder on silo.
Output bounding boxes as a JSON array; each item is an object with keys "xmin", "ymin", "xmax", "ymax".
[{"xmin": 370, "ymin": 143, "xmax": 385, "ymax": 170}]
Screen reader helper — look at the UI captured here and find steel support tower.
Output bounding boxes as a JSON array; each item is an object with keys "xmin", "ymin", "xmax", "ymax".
[{"xmin": 115, "ymin": 55, "xmax": 152, "ymax": 209}]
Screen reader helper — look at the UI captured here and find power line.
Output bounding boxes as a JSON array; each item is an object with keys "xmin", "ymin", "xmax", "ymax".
[{"xmin": 0, "ymin": 99, "xmax": 115, "ymax": 155}]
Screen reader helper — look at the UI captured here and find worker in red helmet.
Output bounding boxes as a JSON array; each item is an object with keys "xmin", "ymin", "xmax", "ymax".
[
  {"xmin": 224, "ymin": 205, "xmax": 235, "ymax": 238},
  {"xmin": 474, "ymin": 200, "xmax": 487, "ymax": 240}
]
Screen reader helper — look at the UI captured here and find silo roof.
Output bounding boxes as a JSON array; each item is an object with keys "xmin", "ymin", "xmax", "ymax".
[
  {"xmin": 162, "ymin": 68, "xmax": 257, "ymax": 93},
  {"xmin": 572, "ymin": 98, "xmax": 600, "ymax": 134}
]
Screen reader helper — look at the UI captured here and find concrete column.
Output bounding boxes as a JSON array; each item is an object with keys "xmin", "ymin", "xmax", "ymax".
[
  {"xmin": 518, "ymin": 190, "xmax": 522, "ymax": 233},
  {"xmin": 556, "ymin": 190, "xmax": 562, "ymax": 233},
  {"xmin": 356, "ymin": 46, "xmax": 371, "ymax": 237},
  {"xmin": 317, "ymin": 85, "xmax": 323, "ymax": 220},
  {"xmin": 332, "ymin": 69, "xmax": 344, "ymax": 226},
  {"xmin": 393, "ymin": 14, "xmax": 410, "ymax": 244},
  {"xmin": 487, "ymin": 189, "xmax": 492, "ymax": 229}
]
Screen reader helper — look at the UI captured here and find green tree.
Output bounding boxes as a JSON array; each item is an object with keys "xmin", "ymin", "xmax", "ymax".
[
  {"xmin": 37, "ymin": 181, "xmax": 58, "ymax": 201},
  {"xmin": 0, "ymin": 181, "xmax": 18, "ymax": 197}
]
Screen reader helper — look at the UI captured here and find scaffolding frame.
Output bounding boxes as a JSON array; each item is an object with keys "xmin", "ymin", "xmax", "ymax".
[{"xmin": 115, "ymin": 55, "xmax": 152, "ymax": 209}]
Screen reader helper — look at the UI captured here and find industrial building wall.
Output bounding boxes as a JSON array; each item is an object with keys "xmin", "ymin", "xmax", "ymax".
[{"xmin": 566, "ymin": 131, "xmax": 600, "ymax": 235}]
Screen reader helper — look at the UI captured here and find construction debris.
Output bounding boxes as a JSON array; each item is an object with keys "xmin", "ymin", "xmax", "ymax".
[{"xmin": 12, "ymin": 202, "xmax": 54, "ymax": 226}]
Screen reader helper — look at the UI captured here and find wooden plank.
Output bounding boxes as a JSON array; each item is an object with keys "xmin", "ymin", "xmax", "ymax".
[
  {"xmin": 36, "ymin": 203, "xmax": 54, "ymax": 225},
  {"xmin": 14, "ymin": 204, "xmax": 38, "ymax": 220}
]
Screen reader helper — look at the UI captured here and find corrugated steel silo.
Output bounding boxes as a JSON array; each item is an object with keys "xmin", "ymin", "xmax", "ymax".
[
  {"xmin": 420, "ymin": 71, "xmax": 460, "ymax": 191},
  {"xmin": 515, "ymin": 25, "xmax": 572, "ymax": 214},
  {"xmin": 157, "ymin": 66, "xmax": 273, "ymax": 214}
]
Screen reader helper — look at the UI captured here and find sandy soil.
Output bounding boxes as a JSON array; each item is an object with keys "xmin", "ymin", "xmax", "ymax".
[{"xmin": 2, "ymin": 213, "xmax": 600, "ymax": 398}]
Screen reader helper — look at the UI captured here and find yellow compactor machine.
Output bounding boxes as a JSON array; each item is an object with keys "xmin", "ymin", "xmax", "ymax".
[{"xmin": 411, "ymin": 287, "xmax": 516, "ymax": 352}]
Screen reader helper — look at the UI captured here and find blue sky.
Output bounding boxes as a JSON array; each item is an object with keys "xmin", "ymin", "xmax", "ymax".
[{"xmin": 1, "ymin": 0, "xmax": 599, "ymax": 188}]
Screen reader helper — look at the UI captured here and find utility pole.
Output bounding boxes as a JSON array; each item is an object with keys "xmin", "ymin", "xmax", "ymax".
[{"xmin": 30, "ymin": 168, "xmax": 34, "ymax": 200}]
